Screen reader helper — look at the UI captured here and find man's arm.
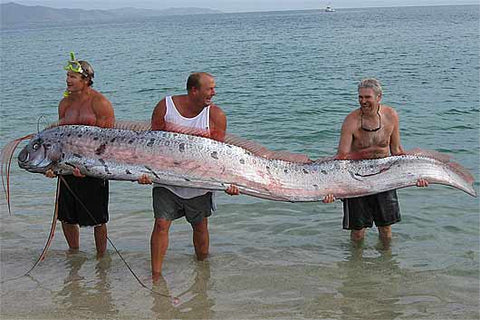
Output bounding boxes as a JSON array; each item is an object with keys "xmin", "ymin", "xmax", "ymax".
[
  {"xmin": 151, "ymin": 99, "xmax": 167, "ymax": 131},
  {"xmin": 92, "ymin": 95, "xmax": 115, "ymax": 128},
  {"xmin": 388, "ymin": 109, "xmax": 404, "ymax": 156},
  {"xmin": 209, "ymin": 104, "xmax": 227, "ymax": 142},
  {"xmin": 57, "ymin": 99, "xmax": 68, "ymax": 124},
  {"xmin": 335, "ymin": 116, "xmax": 354, "ymax": 160}
]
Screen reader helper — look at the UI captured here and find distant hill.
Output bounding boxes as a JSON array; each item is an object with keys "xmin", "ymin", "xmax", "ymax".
[{"xmin": 0, "ymin": 2, "xmax": 223, "ymax": 26}]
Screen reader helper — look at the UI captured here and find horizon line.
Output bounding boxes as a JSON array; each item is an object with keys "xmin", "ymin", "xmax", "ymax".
[{"xmin": 1, "ymin": 1, "xmax": 479, "ymax": 14}]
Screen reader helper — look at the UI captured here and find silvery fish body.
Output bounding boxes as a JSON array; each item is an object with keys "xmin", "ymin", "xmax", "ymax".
[{"xmin": 17, "ymin": 125, "xmax": 477, "ymax": 201}]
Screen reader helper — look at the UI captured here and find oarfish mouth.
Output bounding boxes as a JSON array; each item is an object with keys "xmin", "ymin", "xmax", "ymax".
[
  {"xmin": 17, "ymin": 146, "xmax": 53, "ymax": 172},
  {"xmin": 18, "ymin": 147, "xmax": 29, "ymax": 164}
]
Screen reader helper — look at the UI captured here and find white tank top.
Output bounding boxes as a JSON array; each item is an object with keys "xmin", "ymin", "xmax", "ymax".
[{"xmin": 158, "ymin": 96, "xmax": 211, "ymax": 199}]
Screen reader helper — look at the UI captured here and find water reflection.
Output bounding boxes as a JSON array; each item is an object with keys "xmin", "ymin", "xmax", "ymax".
[
  {"xmin": 151, "ymin": 261, "xmax": 214, "ymax": 319},
  {"xmin": 337, "ymin": 240, "xmax": 402, "ymax": 320},
  {"xmin": 54, "ymin": 253, "xmax": 118, "ymax": 317}
]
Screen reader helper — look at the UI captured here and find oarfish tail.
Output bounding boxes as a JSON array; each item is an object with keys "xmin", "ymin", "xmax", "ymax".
[{"xmin": 406, "ymin": 148, "xmax": 477, "ymax": 197}]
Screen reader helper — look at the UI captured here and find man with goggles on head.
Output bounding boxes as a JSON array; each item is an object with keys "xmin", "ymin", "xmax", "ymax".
[
  {"xmin": 45, "ymin": 52, "xmax": 115, "ymax": 258},
  {"xmin": 64, "ymin": 52, "xmax": 95, "ymax": 89}
]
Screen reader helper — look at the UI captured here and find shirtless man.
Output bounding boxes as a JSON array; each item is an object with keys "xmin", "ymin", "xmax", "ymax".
[
  {"xmin": 139, "ymin": 72, "xmax": 238, "ymax": 279},
  {"xmin": 46, "ymin": 54, "xmax": 115, "ymax": 257},
  {"xmin": 323, "ymin": 78, "xmax": 427, "ymax": 243}
]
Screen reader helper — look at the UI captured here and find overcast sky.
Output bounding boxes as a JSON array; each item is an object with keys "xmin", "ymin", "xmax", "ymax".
[{"xmin": 2, "ymin": 0, "xmax": 477, "ymax": 12}]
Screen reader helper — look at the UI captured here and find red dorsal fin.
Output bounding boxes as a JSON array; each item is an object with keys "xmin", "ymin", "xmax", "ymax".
[
  {"xmin": 47, "ymin": 120, "xmax": 312, "ymax": 164},
  {"xmin": 405, "ymin": 148, "xmax": 475, "ymax": 185},
  {"xmin": 224, "ymin": 133, "xmax": 311, "ymax": 163},
  {"xmin": 113, "ymin": 120, "xmax": 152, "ymax": 131}
]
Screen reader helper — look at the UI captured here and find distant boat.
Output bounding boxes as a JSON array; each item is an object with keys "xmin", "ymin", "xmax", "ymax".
[{"xmin": 325, "ymin": 5, "xmax": 335, "ymax": 12}]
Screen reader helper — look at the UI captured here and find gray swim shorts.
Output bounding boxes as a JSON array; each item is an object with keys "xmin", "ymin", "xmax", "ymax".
[{"xmin": 152, "ymin": 187, "xmax": 213, "ymax": 225}]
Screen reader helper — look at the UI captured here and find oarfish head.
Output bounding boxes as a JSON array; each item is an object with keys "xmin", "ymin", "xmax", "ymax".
[{"xmin": 18, "ymin": 135, "xmax": 63, "ymax": 173}]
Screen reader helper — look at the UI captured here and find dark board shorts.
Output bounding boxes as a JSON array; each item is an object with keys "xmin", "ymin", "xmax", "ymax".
[
  {"xmin": 58, "ymin": 175, "xmax": 109, "ymax": 227},
  {"xmin": 343, "ymin": 190, "xmax": 401, "ymax": 230}
]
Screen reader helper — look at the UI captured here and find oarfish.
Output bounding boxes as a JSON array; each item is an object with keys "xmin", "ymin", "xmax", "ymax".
[{"xmin": 12, "ymin": 125, "xmax": 477, "ymax": 201}]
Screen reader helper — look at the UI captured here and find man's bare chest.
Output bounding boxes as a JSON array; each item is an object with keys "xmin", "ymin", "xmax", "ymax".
[
  {"xmin": 353, "ymin": 129, "xmax": 390, "ymax": 149},
  {"xmin": 63, "ymin": 104, "xmax": 96, "ymax": 125}
]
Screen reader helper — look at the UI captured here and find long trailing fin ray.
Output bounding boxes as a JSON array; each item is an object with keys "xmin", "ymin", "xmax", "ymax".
[
  {"xmin": 1, "ymin": 177, "xmax": 177, "ymax": 304},
  {"xmin": 1, "ymin": 140, "xmax": 16, "ymax": 195},
  {"xmin": 36, "ymin": 115, "xmax": 51, "ymax": 133},
  {"xmin": 57, "ymin": 175, "xmax": 177, "ymax": 301},
  {"xmin": 0, "ymin": 176, "xmax": 59, "ymax": 284},
  {"xmin": 24, "ymin": 179, "xmax": 59, "ymax": 275},
  {"xmin": 1, "ymin": 134, "xmax": 35, "ymax": 215}
]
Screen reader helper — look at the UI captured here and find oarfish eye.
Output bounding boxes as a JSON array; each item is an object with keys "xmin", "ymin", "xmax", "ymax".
[{"xmin": 32, "ymin": 142, "xmax": 41, "ymax": 150}]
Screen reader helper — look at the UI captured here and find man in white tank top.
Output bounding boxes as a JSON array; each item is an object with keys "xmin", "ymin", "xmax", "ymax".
[{"xmin": 139, "ymin": 72, "xmax": 238, "ymax": 280}]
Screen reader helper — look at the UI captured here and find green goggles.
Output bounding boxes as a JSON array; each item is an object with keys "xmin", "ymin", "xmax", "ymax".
[{"xmin": 63, "ymin": 52, "xmax": 89, "ymax": 77}]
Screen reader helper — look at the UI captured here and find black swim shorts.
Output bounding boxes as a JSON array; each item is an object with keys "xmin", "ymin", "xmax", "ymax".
[
  {"xmin": 152, "ymin": 187, "xmax": 213, "ymax": 225},
  {"xmin": 58, "ymin": 175, "xmax": 109, "ymax": 227},
  {"xmin": 343, "ymin": 190, "xmax": 401, "ymax": 230}
]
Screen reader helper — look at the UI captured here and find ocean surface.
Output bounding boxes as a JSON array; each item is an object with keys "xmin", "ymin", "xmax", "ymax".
[{"xmin": 1, "ymin": 5, "xmax": 479, "ymax": 320}]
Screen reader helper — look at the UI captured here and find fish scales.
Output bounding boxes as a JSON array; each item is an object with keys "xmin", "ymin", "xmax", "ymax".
[{"xmin": 15, "ymin": 125, "xmax": 477, "ymax": 201}]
